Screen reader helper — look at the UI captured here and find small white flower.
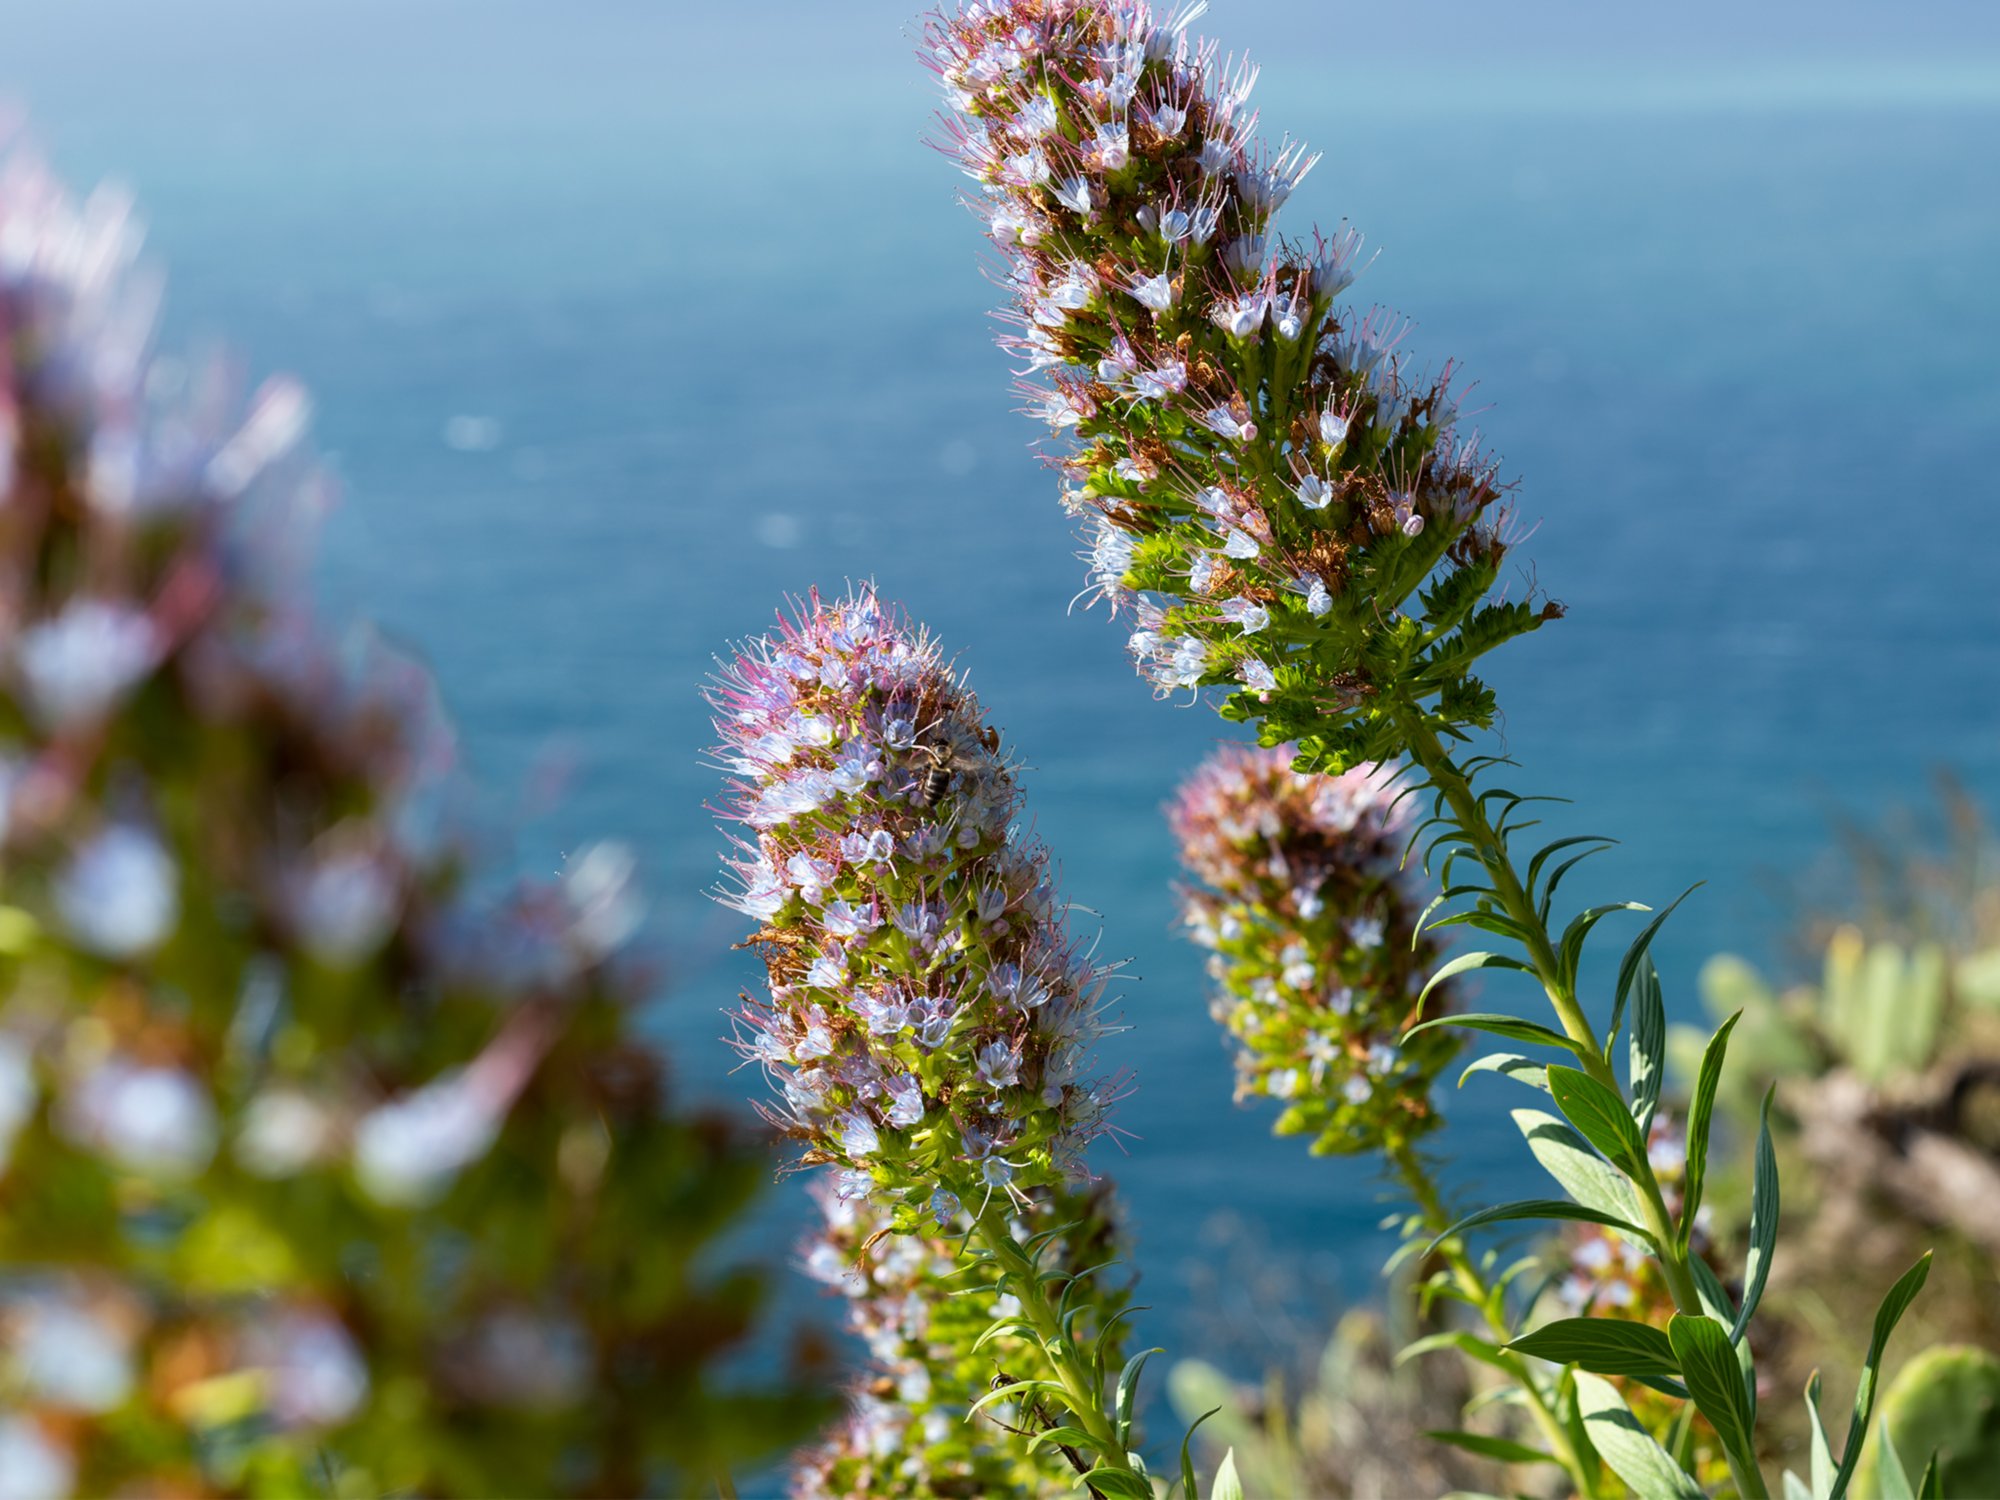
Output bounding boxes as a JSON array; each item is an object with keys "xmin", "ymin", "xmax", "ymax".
[{"xmin": 15, "ymin": 601, "xmax": 158, "ymax": 731}]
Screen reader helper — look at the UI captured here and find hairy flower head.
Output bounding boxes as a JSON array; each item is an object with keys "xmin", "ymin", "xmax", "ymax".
[
  {"xmin": 712, "ymin": 587, "xmax": 1120, "ymax": 1217},
  {"xmin": 926, "ymin": 1, "xmax": 1557, "ymax": 768},
  {"xmin": 1168, "ymin": 742, "xmax": 1459, "ymax": 1153}
]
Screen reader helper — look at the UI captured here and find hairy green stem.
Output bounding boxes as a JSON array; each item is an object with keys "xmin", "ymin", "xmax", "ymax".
[
  {"xmin": 971, "ymin": 1198, "xmax": 1136, "ymax": 1489},
  {"xmin": 1391, "ymin": 699, "xmax": 1772, "ymax": 1500},
  {"xmin": 1388, "ymin": 1141, "xmax": 1604, "ymax": 1500}
]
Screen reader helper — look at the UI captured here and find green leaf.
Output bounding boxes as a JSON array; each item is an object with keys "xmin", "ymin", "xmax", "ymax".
[
  {"xmin": 1076, "ymin": 1467, "xmax": 1154, "ymax": 1498},
  {"xmin": 1540, "ymin": 844, "xmax": 1618, "ymax": 922},
  {"xmin": 1830, "ymin": 1252, "xmax": 1934, "ymax": 1499},
  {"xmin": 1526, "ymin": 834, "xmax": 1618, "ymax": 904},
  {"xmin": 1114, "ymin": 1347, "xmax": 1162, "ymax": 1447},
  {"xmin": 1178, "ymin": 1408, "xmax": 1220, "ymax": 1500},
  {"xmin": 1507, "ymin": 1318, "xmax": 1682, "ymax": 1381},
  {"xmin": 1458, "ymin": 1052, "xmax": 1550, "ymax": 1091},
  {"xmin": 1733, "ymin": 1087, "xmax": 1780, "ymax": 1343},
  {"xmin": 972, "ymin": 1318, "xmax": 1037, "ymax": 1352},
  {"xmin": 1210, "ymin": 1447, "xmax": 1244, "ymax": 1500},
  {"xmin": 1689, "ymin": 1255, "xmax": 1755, "ymax": 1412},
  {"xmin": 1917, "ymin": 1448, "xmax": 1943, "ymax": 1500},
  {"xmin": 1425, "ymin": 1198, "xmax": 1651, "ymax": 1258},
  {"xmin": 1807, "ymin": 1370, "xmax": 1837, "ymax": 1500},
  {"xmin": 1031, "ymin": 1425, "xmax": 1106, "ymax": 1454},
  {"xmin": 1873, "ymin": 1421, "xmax": 1918, "ymax": 1500},
  {"xmin": 1557, "ymin": 901, "xmax": 1651, "ymax": 989},
  {"xmin": 1669, "ymin": 1314, "xmax": 1757, "ymax": 1474},
  {"xmin": 969, "ymin": 1378, "xmax": 1071, "ymax": 1416},
  {"xmin": 1547, "ymin": 1065, "xmax": 1651, "ymax": 1177},
  {"xmin": 1629, "ymin": 954, "xmax": 1668, "ymax": 1134},
  {"xmin": 1413, "ymin": 951, "xmax": 1538, "ymax": 1016},
  {"xmin": 1406, "ymin": 1013, "xmax": 1587, "ymax": 1054},
  {"xmin": 1398, "ymin": 1329, "xmax": 1513, "ymax": 1373},
  {"xmin": 1513, "ymin": 1107, "xmax": 1645, "ymax": 1222},
  {"xmin": 1607, "ymin": 885, "xmax": 1702, "ymax": 1055},
  {"xmin": 1784, "ymin": 1472, "xmax": 1815, "ymax": 1500},
  {"xmin": 1679, "ymin": 1010, "xmax": 1742, "ymax": 1251},
  {"xmin": 1424, "ymin": 1430, "xmax": 1558, "ymax": 1465},
  {"xmin": 1573, "ymin": 1370, "xmax": 1707, "ymax": 1500}
]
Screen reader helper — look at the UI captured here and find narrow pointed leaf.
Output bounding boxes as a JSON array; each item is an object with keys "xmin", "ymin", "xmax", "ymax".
[
  {"xmin": 1114, "ymin": 1347, "xmax": 1163, "ymax": 1446},
  {"xmin": 1425, "ymin": 1198, "xmax": 1650, "ymax": 1257},
  {"xmin": 1732, "ymin": 1087, "xmax": 1781, "ymax": 1343},
  {"xmin": 1541, "ymin": 845, "xmax": 1616, "ymax": 921},
  {"xmin": 1507, "ymin": 1318, "xmax": 1681, "ymax": 1381},
  {"xmin": 1831, "ymin": 1251, "xmax": 1934, "ymax": 1498},
  {"xmin": 1558, "ymin": 901, "xmax": 1650, "ymax": 987},
  {"xmin": 1547, "ymin": 1064, "xmax": 1650, "ymax": 1176},
  {"xmin": 968, "ymin": 1378, "xmax": 1071, "ymax": 1416},
  {"xmin": 1679, "ymin": 1010, "xmax": 1742, "ymax": 1251},
  {"xmin": 1210, "ymin": 1448, "xmax": 1244, "ymax": 1500},
  {"xmin": 1406, "ymin": 1013, "xmax": 1586, "ymax": 1054},
  {"xmin": 1573, "ymin": 1370, "xmax": 1707, "ymax": 1500},
  {"xmin": 1424, "ymin": 1430, "xmax": 1557, "ymax": 1465},
  {"xmin": 1917, "ymin": 1449, "xmax": 1943, "ymax": 1500},
  {"xmin": 1690, "ymin": 1253, "xmax": 1756, "ymax": 1406},
  {"xmin": 1785, "ymin": 1473, "xmax": 1815, "ymax": 1500},
  {"xmin": 1513, "ymin": 1107, "xmax": 1645, "ymax": 1221},
  {"xmin": 1628, "ymin": 954, "xmax": 1668, "ymax": 1134},
  {"xmin": 1873, "ymin": 1422, "xmax": 1918, "ymax": 1500},
  {"xmin": 1414, "ymin": 951, "xmax": 1537, "ymax": 1016},
  {"xmin": 1030, "ymin": 1425, "xmax": 1106, "ymax": 1454},
  {"xmin": 1398, "ymin": 1329, "xmax": 1512, "ymax": 1373},
  {"xmin": 1806, "ymin": 1371, "xmax": 1837, "ymax": 1500},
  {"xmin": 1458, "ymin": 1053, "xmax": 1550, "ymax": 1091},
  {"xmin": 1527, "ymin": 834, "xmax": 1617, "ymax": 901},
  {"xmin": 1179, "ymin": 1408, "xmax": 1220, "ymax": 1500},
  {"xmin": 1607, "ymin": 884, "xmax": 1702, "ymax": 1053},
  {"xmin": 1670, "ymin": 1314, "xmax": 1758, "ymax": 1476},
  {"xmin": 1077, "ymin": 1468, "xmax": 1154, "ymax": 1498}
]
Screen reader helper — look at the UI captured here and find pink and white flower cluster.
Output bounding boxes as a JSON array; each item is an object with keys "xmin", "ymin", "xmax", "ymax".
[
  {"xmin": 1168, "ymin": 743, "xmax": 1459, "ymax": 1154},
  {"xmin": 927, "ymin": 1, "xmax": 1549, "ymax": 763},
  {"xmin": 720, "ymin": 588, "xmax": 1128, "ymax": 1224},
  {"xmin": 712, "ymin": 588, "xmax": 1122, "ymax": 1216}
]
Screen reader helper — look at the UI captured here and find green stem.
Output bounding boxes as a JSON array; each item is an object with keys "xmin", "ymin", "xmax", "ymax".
[
  {"xmin": 1390, "ymin": 699, "xmax": 1772, "ymax": 1500},
  {"xmin": 1389, "ymin": 1141, "xmax": 1604, "ymax": 1500},
  {"xmin": 971, "ymin": 1198, "xmax": 1137, "ymax": 1488}
]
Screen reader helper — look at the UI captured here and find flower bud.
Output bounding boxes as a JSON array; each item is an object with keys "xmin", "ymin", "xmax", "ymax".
[{"xmin": 1168, "ymin": 744, "xmax": 1460, "ymax": 1154}]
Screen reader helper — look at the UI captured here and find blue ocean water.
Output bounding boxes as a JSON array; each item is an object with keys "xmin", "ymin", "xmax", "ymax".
[{"xmin": 9, "ymin": 0, "xmax": 2000, "ymax": 1383}]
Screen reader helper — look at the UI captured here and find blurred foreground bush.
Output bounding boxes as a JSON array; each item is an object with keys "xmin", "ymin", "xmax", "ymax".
[{"xmin": 0, "ymin": 156, "xmax": 823, "ymax": 1495}]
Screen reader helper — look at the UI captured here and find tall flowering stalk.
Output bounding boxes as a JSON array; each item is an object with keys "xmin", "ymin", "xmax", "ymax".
[
  {"xmin": 927, "ymin": 5, "xmax": 1935, "ymax": 1497},
  {"xmin": 711, "ymin": 588, "xmax": 1155, "ymax": 1491},
  {"xmin": 0, "ymin": 149, "xmax": 822, "ymax": 1496}
]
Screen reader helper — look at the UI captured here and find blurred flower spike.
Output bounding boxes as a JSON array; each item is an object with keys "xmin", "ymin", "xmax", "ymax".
[
  {"xmin": 711, "ymin": 586, "xmax": 1123, "ymax": 1223},
  {"xmin": 0, "ymin": 146, "xmax": 823, "ymax": 1493},
  {"xmin": 1169, "ymin": 743, "xmax": 1459, "ymax": 1154},
  {"xmin": 925, "ymin": 0, "xmax": 1558, "ymax": 770}
]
